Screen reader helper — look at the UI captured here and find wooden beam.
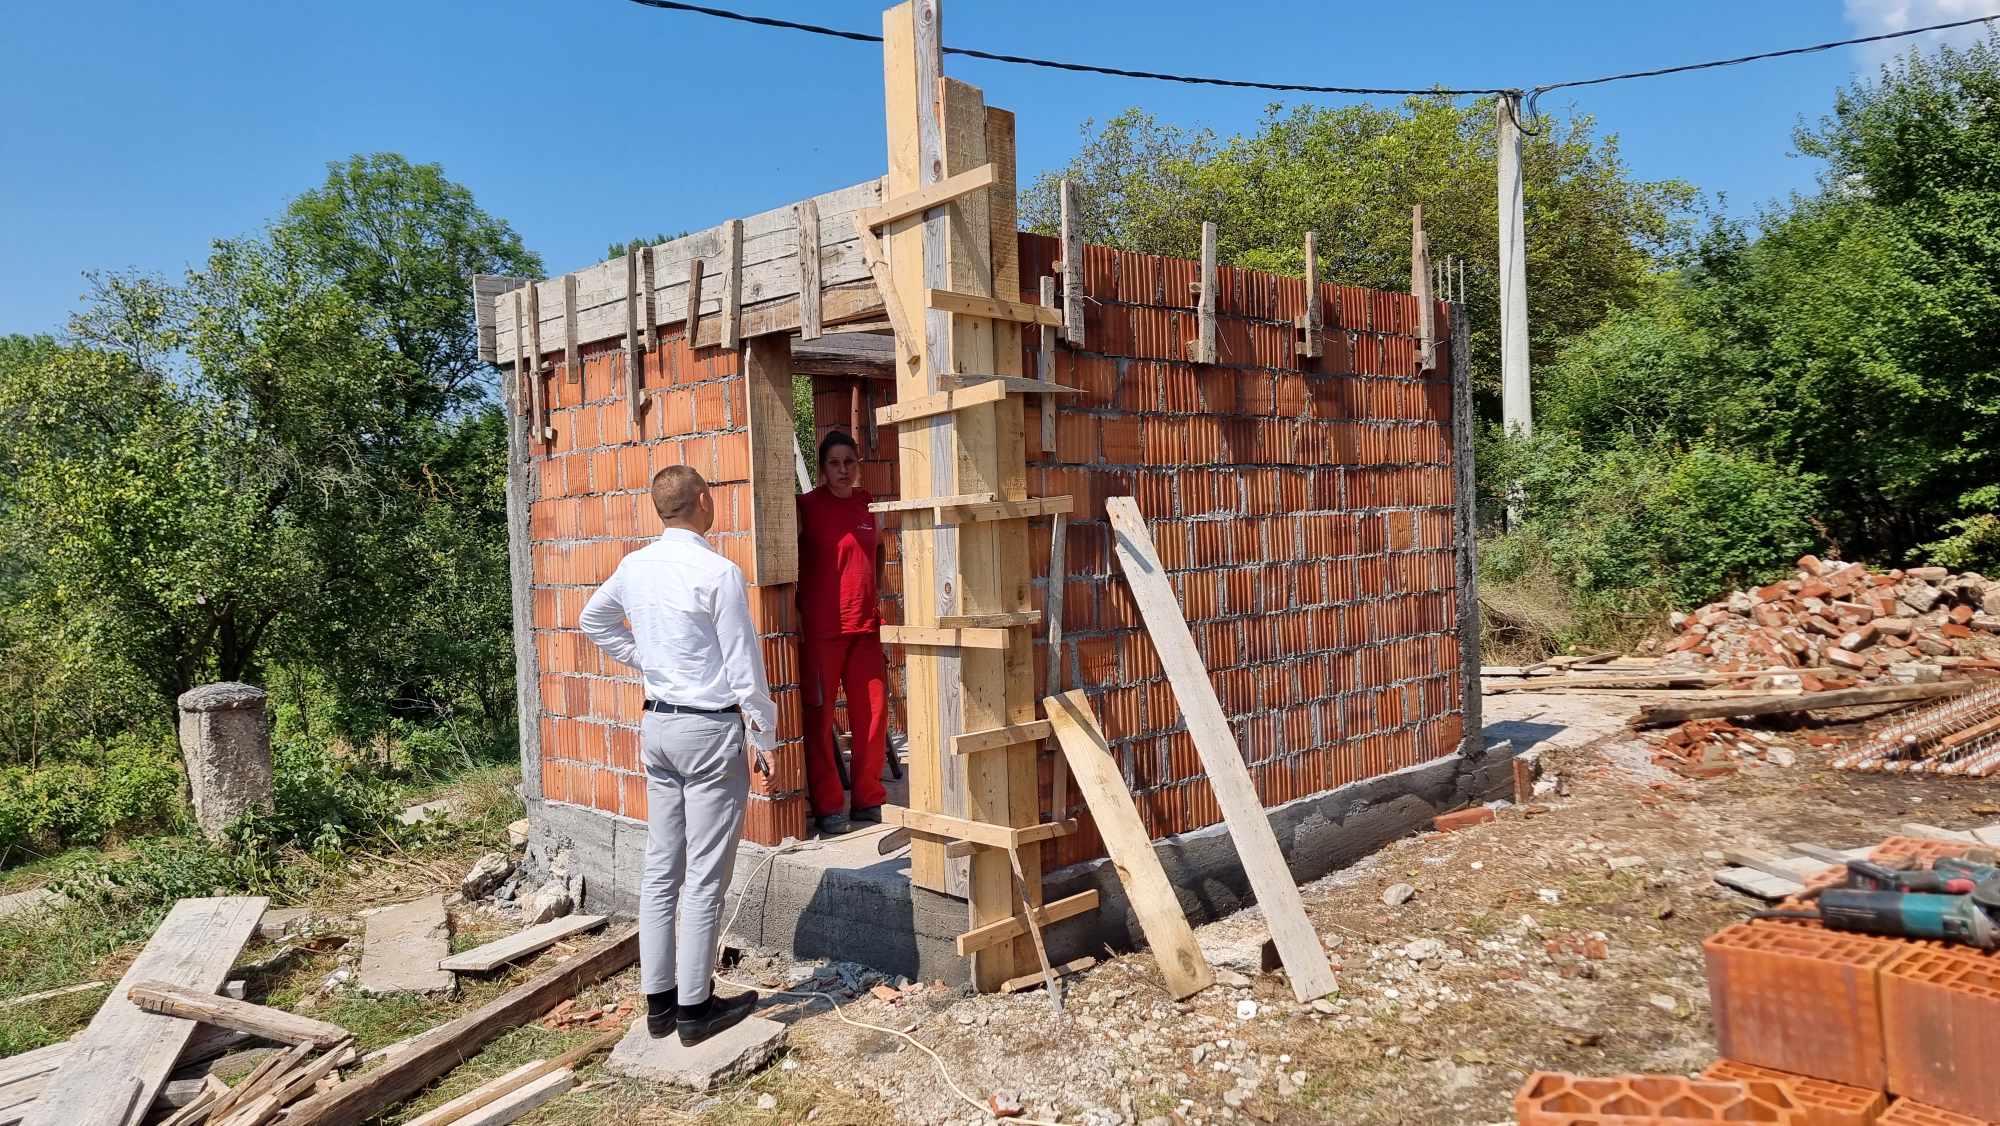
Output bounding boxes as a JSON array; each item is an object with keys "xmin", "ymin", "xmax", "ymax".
[
  {"xmin": 1190, "ymin": 221, "xmax": 1217, "ymax": 364},
  {"xmin": 1047, "ymin": 512, "xmax": 1070, "ymax": 823},
  {"xmin": 1300, "ymin": 230, "xmax": 1322, "ymax": 359},
  {"xmin": 562, "ymin": 274, "xmax": 580, "ymax": 383},
  {"xmin": 795, "ymin": 199, "xmax": 822, "ymax": 340},
  {"xmin": 23, "ymin": 896, "xmax": 267, "ymax": 1126},
  {"xmin": 1412, "ymin": 204, "xmax": 1435, "ymax": 371},
  {"xmin": 124, "ymin": 982, "xmax": 348, "ymax": 1050},
  {"xmin": 955, "ymin": 889, "xmax": 1099, "ymax": 956},
  {"xmin": 1038, "ymin": 275, "xmax": 1059, "ymax": 453},
  {"xmin": 999, "ymin": 956, "xmax": 1094, "ymax": 994},
  {"xmin": 1634, "ymin": 680, "xmax": 1975, "ymax": 727},
  {"xmin": 744, "ymin": 335, "xmax": 800, "ymax": 585},
  {"xmin": 927, "ymin": 287, "xmax": 1063, "ymax": 326},
  {"xmin": 952, "ymin": 719, "xmax": 1053, "ymax": 754},
  {"xmin": 935, "ymin": 495, "xmax": 1074, "ymax": 524},
  {"xmin": 858, "ymin": 162, "xmax": 998, "ymax": 230},
  {"xmin": 881, "ymin": 805, "xmax": 1075, "ymax": 850},
  {"xmin": 938, "ymin": 611, "xmax": 1041, "ymax": 629},
  {"xmin": 721, "ymin": 218, "xmax": 743, "ymax": 350},
  {"xmin": 472, "ymin": 274, "xmax": 534, "ymax": 363},
  {"xmin": 869, "ymin": 492, "xmax": 997, "ymax": 514},
  {"xmin": 527, "ymin": 284, "xmax": 548, "ymax": 442},
  {"xmin": 851, "ymin": 217, "xmax": 919, "ymax": 370},
  {"xmin": 880, "ymin": 625, "xmax": 1012, "ymax": 650},
  {"xmin": 875, "ymin": 380, "xmax": 1011, "ymax": 426},
  {"xmin": 1059, "ymin": 178, "xmax": 1085, "ymax": 347},
  {"xmin": 642, "ymin": 245, "xmax": 659, "ymax": 350},
  {"xmin": 1043, "ymin": 692, "xmax": 1213, "ymax": 1000},
  {"xmin": 624, "ymin": 243, "xmax": 643, "ymax": 432},
  {"xmin": 685, "ymin": 257, "xmax": 705, "ymax": 345},
  {"xmin": 510, "ymin": 289, "xmax": 530, "ymax": 423},
  {"xmin": 281, "ymin": 926, "xmax": 637, "ymax": 1126},
  {"xmin": 437, "ymin": 915, "xmax": 608, "ymax": 974},
  {"xmin": 1105, "ymin": 497, "xmax": 1337, "ymax": 1002},
  {"xmin": 691, "ymin": 278, "xmax": 883, "ymax": 349}
]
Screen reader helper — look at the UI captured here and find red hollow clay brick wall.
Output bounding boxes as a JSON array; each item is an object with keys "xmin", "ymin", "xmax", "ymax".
[
  {"xmin": 530, "ymin": 232, "xmax": 1465, "ymax": 855},
  {"xmin": 808, "ymin": 233, "xmax": 1464, "ymax": 866}
]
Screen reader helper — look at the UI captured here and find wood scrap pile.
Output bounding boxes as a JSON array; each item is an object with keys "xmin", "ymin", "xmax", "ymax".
[{"xmin": 1651, "ymin": 557, "xmax": 2000, "ymax": 685}]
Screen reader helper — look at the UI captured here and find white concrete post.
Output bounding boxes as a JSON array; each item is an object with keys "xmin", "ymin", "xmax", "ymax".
[{"xmin": 176, "ymin": 681, "xmax": 274, "ymax": 840}]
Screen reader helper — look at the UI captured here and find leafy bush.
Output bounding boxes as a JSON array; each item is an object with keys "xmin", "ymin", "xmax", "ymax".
[{"xmin": 0, "ymin": 734, "xmax": 184, "ymax": 865}]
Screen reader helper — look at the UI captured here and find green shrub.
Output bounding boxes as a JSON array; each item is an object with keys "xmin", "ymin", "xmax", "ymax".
[{"xmin": 0, "ymin": 734, "xmax": 185, "ymax": 865}]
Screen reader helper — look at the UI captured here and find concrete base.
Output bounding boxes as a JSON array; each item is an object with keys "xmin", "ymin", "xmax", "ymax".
[
  {"xmin": 523, "ymin": 735, "xmax": 1526, "ymax": 987},
  {"xmin": 605, "ymin": 1015, "xmax": 787, "ymax": 1092},
  {"xmin": 357, "ymin": 894, "xmax": 454, "ymax": 996}
]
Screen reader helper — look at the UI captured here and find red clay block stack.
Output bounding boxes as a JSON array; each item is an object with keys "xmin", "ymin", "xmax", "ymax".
[
  {"xmin": 1876, "ymin": 1102, "xmax": 1994, "ymax": 1126},
  {"xmin": 1879, "ymin": 948, "xmax": 2000, "ymax": 1122},
  {"xmin": 1514, "ymin": 1071, "xmax": 1805, "ymax": 1124},
  {"xmin": 1703, "ymin": 922, "xmax": 1901, "ymax": 1089}
]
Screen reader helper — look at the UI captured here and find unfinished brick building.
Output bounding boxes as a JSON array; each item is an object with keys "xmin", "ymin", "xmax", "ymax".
[{"xmin": 480, "ymin": 12, "xmax": 1496, "ymax": 982}]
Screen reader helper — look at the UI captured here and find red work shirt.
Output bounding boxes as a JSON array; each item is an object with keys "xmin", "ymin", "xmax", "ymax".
[{"xmin": 796, "ymin": 485, "xmax": 882, "ymax": 638}]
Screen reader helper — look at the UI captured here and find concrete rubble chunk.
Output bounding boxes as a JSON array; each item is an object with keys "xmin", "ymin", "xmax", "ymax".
[
  {"xmin": 358, "ymin": 893, "xmax": 454, "ymax": 996},
  {"xmin": 398, "ymin": 797, "xmax": 461, "ymax": 827},
  {"xmin": 521, "ymin": 884, "xmax": 573, "ymax": 925},
  {"xmin": 176, "ymin": 681, "xmax": 273, "ymax": 840},
  {"xmin": 1381, "ymin": 883, "xmax": 1416, "ymax": 907},
  {"xmin": 461, "ymin": 852, "xmax": 514, "ymax": 899},
  {"xmin": 605, "ymin": 1011, "xmax": 787, "ymax": 1091}
]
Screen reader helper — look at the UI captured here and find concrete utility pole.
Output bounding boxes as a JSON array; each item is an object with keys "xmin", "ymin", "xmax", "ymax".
[{"xmin": 1496, "ymin": 92, "xmax": 1532, "ymax": 442}]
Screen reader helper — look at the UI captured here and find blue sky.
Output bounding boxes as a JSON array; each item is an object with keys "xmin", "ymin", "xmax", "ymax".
[{"xmin": 2, "ymin": 0, "xmax": 1990, "ymax": 336}]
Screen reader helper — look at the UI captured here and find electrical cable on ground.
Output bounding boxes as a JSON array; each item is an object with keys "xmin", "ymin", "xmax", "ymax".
[
  {"xmin": 624, "ymin": 0, "xmax": 2000, "ymax": 102},
  {"xmin": 709, "ymin": 833, "xmax": 1069, "ymax": 1125}
]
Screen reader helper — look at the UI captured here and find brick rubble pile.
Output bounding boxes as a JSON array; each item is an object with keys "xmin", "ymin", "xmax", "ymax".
[{"xmin": 1657, "ymin": 557, "xmax": 2000, "ymax": 687}]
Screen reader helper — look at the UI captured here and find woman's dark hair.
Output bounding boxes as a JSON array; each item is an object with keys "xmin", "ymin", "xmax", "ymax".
[{"xmin": 817, "ymin": 429, "xmax": 860, "ymax": 468}]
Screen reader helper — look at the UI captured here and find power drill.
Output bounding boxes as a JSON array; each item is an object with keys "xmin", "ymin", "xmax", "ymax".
[{"xmin": 1812, "ymin": 857, "xmax": 2000, "ymax": 951}]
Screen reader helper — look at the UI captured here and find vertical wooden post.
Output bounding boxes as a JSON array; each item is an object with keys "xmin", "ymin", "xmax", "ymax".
[
  {"xmin": 1038, "ymin": 276, "xmax": 1058, "ymax": 453},
  {"xmin": 510, "ymin": 290, "xmax": 529, "ymax": 422},
  {"xmin": 796, "ymin": 200, "xmax": 823, "ymax": 340},
  {"xmin": 562, "ymin": 275, "xmax": 580, "ymax": 384},
  {"xmin": 744, "ymin": 335, "xmax": 800, "ymax": 586},
  {"xmin": 1191, "ymin": 221, "xmax": 1217, "ymax": 365},
  {"xmin": 1301, "ymin": 230, "xmax": 1322, "ymax": 359},
  {"xmin": 526, "ymin": 283, "xmax": 548, "ymax": 442},
  {"xmin": 721, "ymin": 218, "xmax": 744, "ymax": 351},
  {"xmin": 685, "ymin": 259, "xmax": 705, "ymax": 347},
  {"xmin": 1411, "ymin": 205, "xmax": 1435, "ymax": 372},
  {"xmin": 642, "ymin": 245, "xmax": 659, "ymax": 350},
  {"xmin": 1059, "ymin": 178, "xmax": 1085, "ymax": 347},
  {"xmin": 625, "ymin": 243, "xmax": 644, "ymax": 430}
]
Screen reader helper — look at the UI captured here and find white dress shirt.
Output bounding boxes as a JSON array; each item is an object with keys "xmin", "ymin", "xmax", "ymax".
[{"xmin": 578, "ymin": 528, "xmax": 776, "ymax": 750}]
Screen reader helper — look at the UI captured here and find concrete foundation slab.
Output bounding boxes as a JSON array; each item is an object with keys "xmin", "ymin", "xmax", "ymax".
[
  {"xmin": 358, "ymin": 894, "xmax": 454, "ymax": 996},
  {"xmin": 605, "ymin": 1014, "xmax": 787, "ymax": 1091}
]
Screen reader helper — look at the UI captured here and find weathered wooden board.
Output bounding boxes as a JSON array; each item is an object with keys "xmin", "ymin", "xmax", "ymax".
[{"xmin": 438, "ymin": 915, "xmax": 608, "ymax": 974}]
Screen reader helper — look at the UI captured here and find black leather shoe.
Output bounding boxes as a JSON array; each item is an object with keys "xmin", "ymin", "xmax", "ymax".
[
  {"xmin": 850, "ymin": 805, "xmax": 882, "ymax": 824},
  {"xmin": 678, "ymin": 988, "xmax": 759, "ymax": 1046},
  {"xmin": 816, "ymin": 813, "xmax": 852, "ymax": 836},
  {"xmin": 646, "ymin": 988, "xmax": 679, "ymax": 1037}
]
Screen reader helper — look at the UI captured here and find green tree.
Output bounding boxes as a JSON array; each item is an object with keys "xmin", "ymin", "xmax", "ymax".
[{"xmin": 1022, "ymin": 98, "xmax": 1697, "ymax": 399}]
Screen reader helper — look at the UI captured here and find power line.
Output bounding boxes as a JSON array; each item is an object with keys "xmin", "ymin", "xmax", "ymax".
[{"xmin": 624, "ymin": 0, "xmax": 1999, "ymax": 100}]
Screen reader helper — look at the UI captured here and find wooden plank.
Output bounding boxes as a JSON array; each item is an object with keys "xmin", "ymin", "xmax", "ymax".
[
  {"xmin": 1300, "ymin": 232, "xmax": 1322, "ymax": 358},
  {"xmin": 527, "ymin": 284, "xmax": 547, "ymax": 442},
  {"xmin": 124, "ymin": 982, "xmax": 348, "ymax": 1049},
  {"xmin": 1721, "ymin": 849, "xmax": 1828, "ymax": 884},
  {"xmin": 938, "ymin": 611, "xmax": 1041, "ymax": 629},
  {"xmin": 851, "ymin": 216, "xmax": 918, "ymax": 371},
  {"xmin": 1634, "ymin": 681, "xmax": 1974, "ymax": 727},
  {"xmin": 868, "ymin": 492, "xmax": 997, "ymax": 514},
  {"xmin": 880, "ymin": 805, "xmax": 1074, "ymax": 850},
  {"xmin": 562, "ymin": 275, "xmax": 580, "ymax": 383},
  {"xmin": 875, "ymin": 380, "xmax": 1008, "ymax": 426},
  {"xmin": 1047, "ymin": 512, "xmax": 1070, "ymax": 823},
  {"xmin": 999, "ymin": 956, "xmax": 1094, "ymax": 994},
  {"xmin": 642, "ymin": 245, "xmax": 659, "ymax": 350},
  {"xmin": 858, "ymin": 162, "xmax": 997, "ymax": 230},
  {"xmin": 879, "ymin": 625, "xmax": 1011, "ymax": 650},
  {"xmin": 743, "ymin": 335, "xmax": 800, "ymax": 586},
  {"xmin": 1038, "ymin": 276, "xmax": 1059, "ymax": 453},
  {"xmin": 684, "ymin": 257, "xmax": 705, "ymax": 345},
  {"xmin": 510, "ymin": 290, "xmax": 530, "ymax": 420},
  {"xmin": 935, "ymin": 495, "xmax": 1074, "ymax": 524},
  {"xmin": 1714, "ymin": 867, "xmax": 1802, "ymax": 901},
  {"xmin": 721, "ymin": 218, "xmax": 744, "ymax": 350},
  {"xmin": 1105, "ymin": 497, "xmax": 1336, "ymax": 1002},
  {"xmin": 926, "ymin": 288, "xmax": 1063, "ymax": 326},
  {"xmin": 282, "ymin": 926, "xmax": 636, "ymax": 1126},
  {"xmin": 1191, "ymin": 221, "xmax": 1217, "ymax": 364},
  {"xmin": 438, "ymin": 915, "xmax": 608, "ymax": 974},
  {"xmin": 405, "ymin": 1026, "xmax": 620, "ymax": 1126},
  {"xmin": 944, "ymin": 375, "xmax": 1079, "ymax": 395},
  {"xmin": 1004, "ymin": 845, "xmax": 1062, "ymax": 1008},
  {"xmin": 626, "ymin": 246, "xmax": 646, "ymax": 433},
  {"xmin": 1043, "ymin": 692, "xmax": 1212, "ymax": 1000},
  {"xmin": 24, "ymin": 896, "xmax": 266, "ymax": 1126},
  {"xmin": 472, "ymin": 274, "xmax": 533, "ymax": 364},
  {"xmin": 1412, "ymin": 204, "xmax": 1436, "ymax": 371},
  {"xmin": 795, "ymin": 199, "xmax": 822, "ymax": 340},
  {"xmin": 1059, "ymin": 178, "xmax": 1085, "ymax": 347},
  {"xmin": 952, "ymin": 720, "xmax": 1053, "ymax": 755},
  {"xmin": 948, "ymin": 896, "xmax": 1096, "ymax": 956}
]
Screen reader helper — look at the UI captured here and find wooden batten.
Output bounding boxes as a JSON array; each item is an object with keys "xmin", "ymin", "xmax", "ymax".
[
  {"xmin": 859, "ymin": 162, "xmax": 997, "ymax": 230},
  {"xmin": 472, "ymin": 274, "xmax": 533, "ymax": 363},
  {"xmin": 510, "ymin": 290, "xmax": 530, "ymax": 423},
  {"xmin": 721, "ymin": 218, "xmax": 744, "ymax": 350},
  {"xmin": 641, "ymin": 245, "xmax": 659, "ymax": 349},
  {"xmin": 880, "ymin": 625, "xmax": 1012, "ymax": 651},
  {"xmin": 927, "ymin": 287, "xmax": 1062, "ymax": 326},
  {"xmin": 1411, "ymin": 204, "xmax": 1436, "ymax": 371},
  {"xmin": 685, "ymin": 258, "xmax": 705, "ymax": 346},
  {"xmin": 796, "ymin": 199, "xmax": 822, "ymax": 340},
  {"xmin": 1038, "ymin": 275, "xmax": 1059, "ymax": 453},
  {"xmin": 954, "ymin": 889, "xmax": 1099, "ymax": 956},
  {"xmin": 562, "ymin": 275, "xmax": 580, "ymax": 383},
  {"xmin": 623, "ymin": 243, "xmax": 642, "ymax": 430},
  {"xmin": 526, "ymin": 284, "xmax": 548, "ymax": 442},
  {"xmin": 1190, "ymin": 221, "xmax": 1217, "ymax": 365},
  {"xmin": 1301, "ymin": 230, "xmax": 1323, "ymax": 359},
  {"xmin": 951, "ymin": 719, "xmax": 1052, "ymax": 754},
  {"xmin": 1059, "ymin": 178, "xmax": 1085, "ymax": 347}
]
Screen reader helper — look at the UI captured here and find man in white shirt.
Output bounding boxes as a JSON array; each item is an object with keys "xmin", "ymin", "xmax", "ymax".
[{"xmin": 579, "ymin": 464, "xmax": 773, "ymax": 1045}]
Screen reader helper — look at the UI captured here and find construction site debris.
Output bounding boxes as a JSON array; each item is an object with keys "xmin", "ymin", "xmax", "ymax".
[
  {"xmin": 1656, "ymin": 558, "xmax": 2000, "ymax": 685},
  {"xmin": 1635, "ymin": 680, "xmax": 1975, "ymax": 727},
  {"xmin": 603, "ymin": 1010, "xmax": 785, "ymax": 1093},
  {"xmin": 1831, "ymin": 682, "xmax": 2000, "ymax": 776}
]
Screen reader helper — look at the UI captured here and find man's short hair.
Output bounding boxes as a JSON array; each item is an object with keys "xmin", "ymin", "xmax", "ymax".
[{"xmin": 651, "ymin": 465, "xmax": 709, "ymax": 521}]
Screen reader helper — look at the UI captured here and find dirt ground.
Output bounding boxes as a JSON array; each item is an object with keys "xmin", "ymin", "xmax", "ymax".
[{"xmin": 519, "ymin": 688, "xmax": 2000, "ymax": 1126}]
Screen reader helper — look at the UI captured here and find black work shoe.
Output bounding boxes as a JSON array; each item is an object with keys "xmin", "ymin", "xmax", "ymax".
[
  {"xmin": 678, "ymin": 988, "xmax": 759, "ymax": 1046},
  {"xmin": 816, "ymin": 813, "xmax": 852, "ymax": 836},
  {"xmin": 646, "ymin": 988, "xmax": 679, "ymax": 1037},
  {"xmin": 850, "ymin": 805, "xmax": 883, "ymax": 824}
]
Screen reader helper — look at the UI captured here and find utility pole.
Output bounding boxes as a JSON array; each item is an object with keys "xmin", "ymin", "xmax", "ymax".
[
  {"xmin": 1496, "ymin": 92, "xmax": 1531, "ymax": 442},
  {"xmin": 1496, "ymin": 91, "xmax": 1531, "ymax": 527}
]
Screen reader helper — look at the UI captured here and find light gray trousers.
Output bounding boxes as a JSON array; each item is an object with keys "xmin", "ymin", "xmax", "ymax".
[{"xmin": 638, "ymin": 710, "xmax": 749, "ymax": 1001}]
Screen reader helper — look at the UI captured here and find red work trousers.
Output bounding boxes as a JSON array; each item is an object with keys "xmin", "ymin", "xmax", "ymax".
[{"xmin": 801, "ymin": 632, "xmax": 889, "ymax": 817}]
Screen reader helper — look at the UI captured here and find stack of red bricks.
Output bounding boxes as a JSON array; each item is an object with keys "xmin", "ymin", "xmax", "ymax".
[
  {"xmin": 1515, "ymin": 835, "xmax": 2000, "ymax": 1125},
  {"xmin": 527, "ymin": 337, "xmax": 812, "ymax": 845},
  {"xmin": 1656, "ymin": 558, "xmax": 2000, "ymax": 687}
]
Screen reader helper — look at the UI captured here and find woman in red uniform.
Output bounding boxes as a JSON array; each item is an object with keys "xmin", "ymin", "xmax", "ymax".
[{"xmin": 795, "ymin": 431, "xmax": 888, "ymax": 836}]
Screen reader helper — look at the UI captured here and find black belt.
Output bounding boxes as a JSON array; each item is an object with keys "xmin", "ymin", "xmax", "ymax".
[{"xmin": 644, "ymin": 699, "xmax": 740, "ymax": 716}]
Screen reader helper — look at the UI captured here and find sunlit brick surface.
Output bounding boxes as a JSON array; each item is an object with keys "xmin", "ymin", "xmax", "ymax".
[
  {"xmin": 1514, "ymin": 1071, "xmax": 1806, "ymax": 1124},
  {"xmin": 1882, "ymin": 947, "xmax": 2000, "ymax": 1121},
  {"xmin": 1704, "ymin": 922, "xmax": 1902, "ymax": 1089},
  {"xmin": 1703, "ymin": 1059, "xmax": 1887, "ymax": 1126}
]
